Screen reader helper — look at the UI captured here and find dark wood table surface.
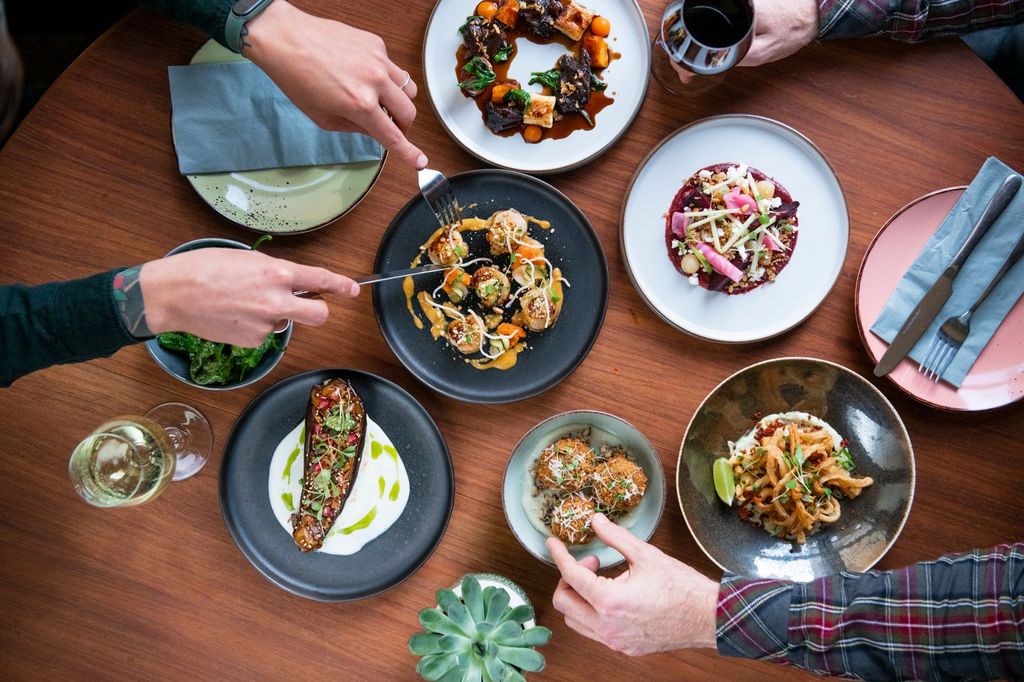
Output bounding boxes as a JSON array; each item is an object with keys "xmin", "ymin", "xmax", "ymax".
[{"xmin": 1, "ymin": 3, "xmax": 1022, "ymax": 679}]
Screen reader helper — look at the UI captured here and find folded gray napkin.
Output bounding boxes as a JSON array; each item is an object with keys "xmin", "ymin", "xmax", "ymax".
[
  {"xmin": 168, "ymin": 62, "xmax": 382, "ymax": 174},
  {"xmin": 871, "ymin": 157, "xmax": 1024, "ymax": 387}
]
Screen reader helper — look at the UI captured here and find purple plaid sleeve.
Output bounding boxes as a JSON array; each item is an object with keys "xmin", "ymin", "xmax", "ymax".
[
  {"xmin": 818, "ymin": 0, "xmax": 1024, "ymax": 41},
  {"xmin": 717, "ymin": 544, "xmax": 1024, "ymax": 680}
]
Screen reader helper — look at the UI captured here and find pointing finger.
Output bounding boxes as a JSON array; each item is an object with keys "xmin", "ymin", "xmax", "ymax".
[
  {"xmin": 287, "ymin": 263, "xmax": 360, "ymax": 297},
  {"xmin": 590, "ymin": 513, "xmax": 650, "ymax": 566}
]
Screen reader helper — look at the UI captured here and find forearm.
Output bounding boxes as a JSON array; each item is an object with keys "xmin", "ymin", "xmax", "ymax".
[
  {"xmin": 0, "ymin": 270, "xmax": 140, "ymax": 387},
  {"xmin": 717, "ymin": 544, "xmax": 1024, "ymax": 680},
  {"xmin": 136, "ymin": 0, "xmax": 236, "ymax": 47},
  {"xmin": 818, "ymin": 0, "xmax": 1024, "ymax": 42}
]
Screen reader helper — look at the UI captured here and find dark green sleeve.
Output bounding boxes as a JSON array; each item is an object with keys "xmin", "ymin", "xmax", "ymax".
[
  {"xmin": 0, "ymin": 269, "xmax": 140, "ymax": 387},
  {"xmin": 138, "ymin": 0, "xmax": 237, "ymax": 48}
]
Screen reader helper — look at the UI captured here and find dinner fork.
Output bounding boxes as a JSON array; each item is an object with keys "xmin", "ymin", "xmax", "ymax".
[
  {"xmin": 918, "ymin": 226, "xmax": 1024, "ymax": 382},
  {"xmin": 418, "ymin": 168, "xmax": 463, "ymax": 229}
]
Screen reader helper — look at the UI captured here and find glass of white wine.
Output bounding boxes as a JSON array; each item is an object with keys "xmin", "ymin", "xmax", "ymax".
[{"xmin": 69, "ymin": 402, "xmax": 213, "ymax": 508}]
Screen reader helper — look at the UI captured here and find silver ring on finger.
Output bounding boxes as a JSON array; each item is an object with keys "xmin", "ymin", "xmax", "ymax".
[{"xmin": 399, "ymin": 74, "xmax": 412, "ymax": 91}]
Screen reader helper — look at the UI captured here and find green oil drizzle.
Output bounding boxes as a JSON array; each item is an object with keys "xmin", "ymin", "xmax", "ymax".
[
  {"xmin": 341, "ymin": 506, "xmax": 377, "ymax": 535},
  {"xmin": 371, "ymin": 440, "xmax": 383, "ymax": 459},
  {"xmin": 389, "ymin": 481, "xmax": 401, "ymax": 501},
  {"xmin": 378, "ymin": 476, "xmax": 386, "ymax": 497},
  {"xmin": 281, "ymin": 492, "xmax": 294, "ymax": 511},
  {"xmin": 384, "ymin": 444, "xmax": 398, "ymax": 462},
  {"xmin": 283, "ymin": 441, "xmax": 301, "ymax": 483}
]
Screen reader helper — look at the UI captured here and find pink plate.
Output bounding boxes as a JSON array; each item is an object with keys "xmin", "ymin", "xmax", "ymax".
[{"xmin": 856, "ymin": 188, "xmax": 1024, "ymax": 412}]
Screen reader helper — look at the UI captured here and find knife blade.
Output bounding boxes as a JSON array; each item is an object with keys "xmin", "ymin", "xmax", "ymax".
[
  {"xmin": 873, "ymin": 173, "xmax": 1022, "ymax": 377},
  {"xmin": 355, "ymin": 263, "xmax": 451, "ymax": 286}
]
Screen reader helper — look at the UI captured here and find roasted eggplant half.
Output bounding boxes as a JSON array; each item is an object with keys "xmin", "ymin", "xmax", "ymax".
[{"xmin": 292, "ymin": 378, "xmax": 367, "ymax": 552}]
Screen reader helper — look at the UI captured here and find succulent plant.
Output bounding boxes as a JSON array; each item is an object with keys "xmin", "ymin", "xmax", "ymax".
[{"xmin": 409, "ymin": 575, "xmax": 552, "ymax": 682}]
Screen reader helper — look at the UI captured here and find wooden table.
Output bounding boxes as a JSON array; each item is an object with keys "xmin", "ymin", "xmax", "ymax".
[{"xmin": 1, "ymin": 4, "xmax": 1022, "ymax": 679}]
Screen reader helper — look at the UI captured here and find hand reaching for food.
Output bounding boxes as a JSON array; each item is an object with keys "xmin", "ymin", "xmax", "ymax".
[
  {"xmin": 547, "ymin": 513, "xmax": 718, "ymax": 655},
  {"xmin": 243, "ymin": 1, "xmax": 428, "ymax": 169},
  {"xmin": 139, "ymin": 249, "xmax": 360, "ymax": 348}
]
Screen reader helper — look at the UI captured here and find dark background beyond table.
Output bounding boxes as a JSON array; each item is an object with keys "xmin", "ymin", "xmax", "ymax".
[{"xmin": 4, "ymin": 0, "xmax": 133, "ymax": 142}]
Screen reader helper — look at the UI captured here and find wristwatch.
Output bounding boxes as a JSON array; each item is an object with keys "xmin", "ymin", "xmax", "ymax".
[{"xmin": 225, "ymin": 0, "xmax": 277, "ymax": 54}]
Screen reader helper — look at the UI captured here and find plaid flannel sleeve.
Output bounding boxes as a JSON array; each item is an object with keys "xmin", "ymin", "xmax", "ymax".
[
  {"xmin": 818, "ymin": 0, "xmax": 1024, "ymax": 41},
  {"xmin": 717, "ymin": 544, "xmax": 1024, "ymax": 681}
]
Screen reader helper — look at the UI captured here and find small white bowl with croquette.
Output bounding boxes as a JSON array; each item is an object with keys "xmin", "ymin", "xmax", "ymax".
[{"xmin": 502, "ymin": 410, "xmax": 665, "ymax": 568}]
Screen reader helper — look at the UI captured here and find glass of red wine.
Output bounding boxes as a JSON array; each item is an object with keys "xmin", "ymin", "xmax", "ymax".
[{"xmin": 652, "ymin": 0, "xmax": 755, "ymax": 95}]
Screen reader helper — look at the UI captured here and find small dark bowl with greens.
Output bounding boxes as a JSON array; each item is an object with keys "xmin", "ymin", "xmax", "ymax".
[{"xmin": 145, "ymin": 237, "xmax": 292, "ymax": 391}]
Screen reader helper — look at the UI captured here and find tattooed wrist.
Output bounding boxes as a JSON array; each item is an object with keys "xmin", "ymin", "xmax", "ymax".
[{"xmin": 112, "ymin": 266, "xmax": 153, "ymax": 338}]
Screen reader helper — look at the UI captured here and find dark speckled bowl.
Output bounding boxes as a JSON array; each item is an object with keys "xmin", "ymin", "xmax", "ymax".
[{"xmin": 677, "ymin": 357, "xmax": 915, "ymax": 582}]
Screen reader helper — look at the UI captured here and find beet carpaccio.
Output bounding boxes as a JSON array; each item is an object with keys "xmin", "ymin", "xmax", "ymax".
[{"xmin": 665, "ymin": 163, "xmax": 799, "ymax": 295}]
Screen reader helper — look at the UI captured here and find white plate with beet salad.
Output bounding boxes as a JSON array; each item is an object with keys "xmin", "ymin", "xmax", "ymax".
[{"xmin": 620, "ymin": 115, "xmax": 849, "ymax": 343}]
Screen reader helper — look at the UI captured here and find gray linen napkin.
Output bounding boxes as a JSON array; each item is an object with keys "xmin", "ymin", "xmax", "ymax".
[
  {"xmin": 870, "ymin": 157, "xmax": 1024, "ymax": 387},
  {"xmin": 169, "ymin": 62, "xmax": 382, "ymax": 174}
]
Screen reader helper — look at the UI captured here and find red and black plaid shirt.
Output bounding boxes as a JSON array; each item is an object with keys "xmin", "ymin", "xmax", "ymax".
[
  {"xmin": 818, "ymin": 0, "xmax": 1024, "ymax": 41},
  {"xmin": 717, "ymin": 544, "xmax": 1024, "ymax": 680}
]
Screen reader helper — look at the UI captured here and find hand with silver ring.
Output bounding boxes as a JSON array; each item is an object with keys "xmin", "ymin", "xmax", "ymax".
[{"xmin": 242, "ymin": 2, "xmax": 428, "ymax": 169}]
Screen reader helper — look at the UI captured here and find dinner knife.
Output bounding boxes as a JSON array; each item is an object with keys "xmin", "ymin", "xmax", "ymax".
[
  {"xmin": 354, "ymin": 257, "xmax": 495, "ymax": 286},
  {"xmin": 873, "ymin": 173, "xmax": 1022, "ymax": 377},
  {"xmin": 355, "ymin": 263, "xmax": 455, "ymax": 286}
]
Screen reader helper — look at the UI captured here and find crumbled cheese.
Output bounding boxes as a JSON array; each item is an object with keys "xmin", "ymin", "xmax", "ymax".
[
  {"xmin": 726, "ymin": 164, "xmax": 748, "ymax": 181},
  {"xmin": 670, "ymin": 239, "xmax": 681, "ymax": 249},
  {"xmin": 770, "ymin": 197, "xmax": 782, "ymax": 208},
  {"xmin": 698, "ymin": 169, "xmax": 713, "ymax": 179},
  {"xmin": 688, "ymin": 274, "xmax": 700, "ymax": 286}
]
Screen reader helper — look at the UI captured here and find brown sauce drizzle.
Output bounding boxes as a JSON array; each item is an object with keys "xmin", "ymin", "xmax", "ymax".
[{"xmin": 454, "ymin": 18, "xmax": 619, "ymax": 143}]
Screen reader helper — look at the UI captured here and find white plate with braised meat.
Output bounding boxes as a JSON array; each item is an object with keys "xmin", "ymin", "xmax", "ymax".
[
  {"xmin": 423, "ymin": 0, "xmax": 650, "ymax": 173},
  {"xmin": 621, "ymin": 115, "xmax": 849, "ymax": 343}
]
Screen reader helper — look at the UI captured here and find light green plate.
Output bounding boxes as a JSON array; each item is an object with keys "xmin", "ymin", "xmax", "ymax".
[{"xmin": 177, "ymin": 40, "xmax": 386, "ymax": 234}]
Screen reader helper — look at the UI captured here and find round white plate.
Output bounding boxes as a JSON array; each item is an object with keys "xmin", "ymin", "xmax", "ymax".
[
  {"xmin": 423, "ymin": 0, "xmax": 650, "ymax": 174},
  {"xmin": 621, "ymin": 115, "xmax": 849, "ymax": 343}
]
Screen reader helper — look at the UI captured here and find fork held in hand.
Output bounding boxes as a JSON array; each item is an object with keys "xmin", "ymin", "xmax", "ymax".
[
  {"xmin": 919, "ymin": 222, "xmax": 1024, "ymax": 382},
  {"xmin": 418, "ymin": 168, "xmax": 463, "ymax": 229}
]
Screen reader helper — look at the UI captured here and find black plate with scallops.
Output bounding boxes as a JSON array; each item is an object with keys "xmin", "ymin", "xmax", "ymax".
[
  {"xmin": 373, "ymin": 169, "xmax": 608, "ymax": 403},
  {"xmin": 219, "ymin": 368, "xmax": 454, "ymax": 601}
]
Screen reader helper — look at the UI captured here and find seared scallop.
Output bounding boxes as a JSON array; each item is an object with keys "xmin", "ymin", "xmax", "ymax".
[
  {"xmin": 521, "ymin": 287, "xmax": 559, "ymax": 331},
  {"xmin": 511, "ymin": 237, "xmax": 547, "ymax": 286},
  {"xmin": 592, "ymin": 454, "xmax": 648, "ymax": 513},
  {"xmin": 536, "ymin": 438, "xmax": 595, "ymax": 493},
  {"xmin": 427, "ymin": 227, "xmax": 467, "ymax": 265},
  {"xmin": 470, "ymin": 266, "xmax": 511, "ymax": 307},
  {"xmin": 446, "ymin": 314, "xmax": 483, "ymax": 354},
  {"xmin": 549, "ymin": 494, "xmax": 596, "ymax": 545},
  {"xmin": 487, "ymin": 209, "xmax": 528, "ymax": 255}
]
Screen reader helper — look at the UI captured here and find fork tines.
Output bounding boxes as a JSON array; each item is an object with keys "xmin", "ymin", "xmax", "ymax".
[
  {"xmin": 918, "ymin": 332, "xmax": 958, "ymax": 383},
  {"xmin": 441, "ymin": 187, "xmax": 462, "ymax": 228}
]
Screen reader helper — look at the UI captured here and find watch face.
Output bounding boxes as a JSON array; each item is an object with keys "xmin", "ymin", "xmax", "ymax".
[{"xmin": 233, "ymin": 0, "xmax": 267, "ymax": 16}]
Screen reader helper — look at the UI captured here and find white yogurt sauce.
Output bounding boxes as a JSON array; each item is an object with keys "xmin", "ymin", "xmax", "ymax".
[
  {"xmin": 731, "ymin": 411, "xmax": 843, "ymax": 455},
  {"xmin": 267, "ymin": 416, "xmax": 410, "ymax": 555}
]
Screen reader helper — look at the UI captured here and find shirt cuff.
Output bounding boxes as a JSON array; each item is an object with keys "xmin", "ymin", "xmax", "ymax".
[
  {"xmin": 817, "ymin": 0, "xmax": 887, "ymax": 41},
  {"xmin": 716, "ymin": 574, "xmax": 793, "ymax": 662},
  {"xmin": 52, "ymin": 268, "xmax": 141, "ymax": 356}
]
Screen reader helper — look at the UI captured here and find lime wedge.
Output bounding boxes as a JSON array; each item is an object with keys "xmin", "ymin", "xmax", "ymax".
[{"xmin": 713, "ymin": 458, "xmax": 735, "ymax": 506}]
